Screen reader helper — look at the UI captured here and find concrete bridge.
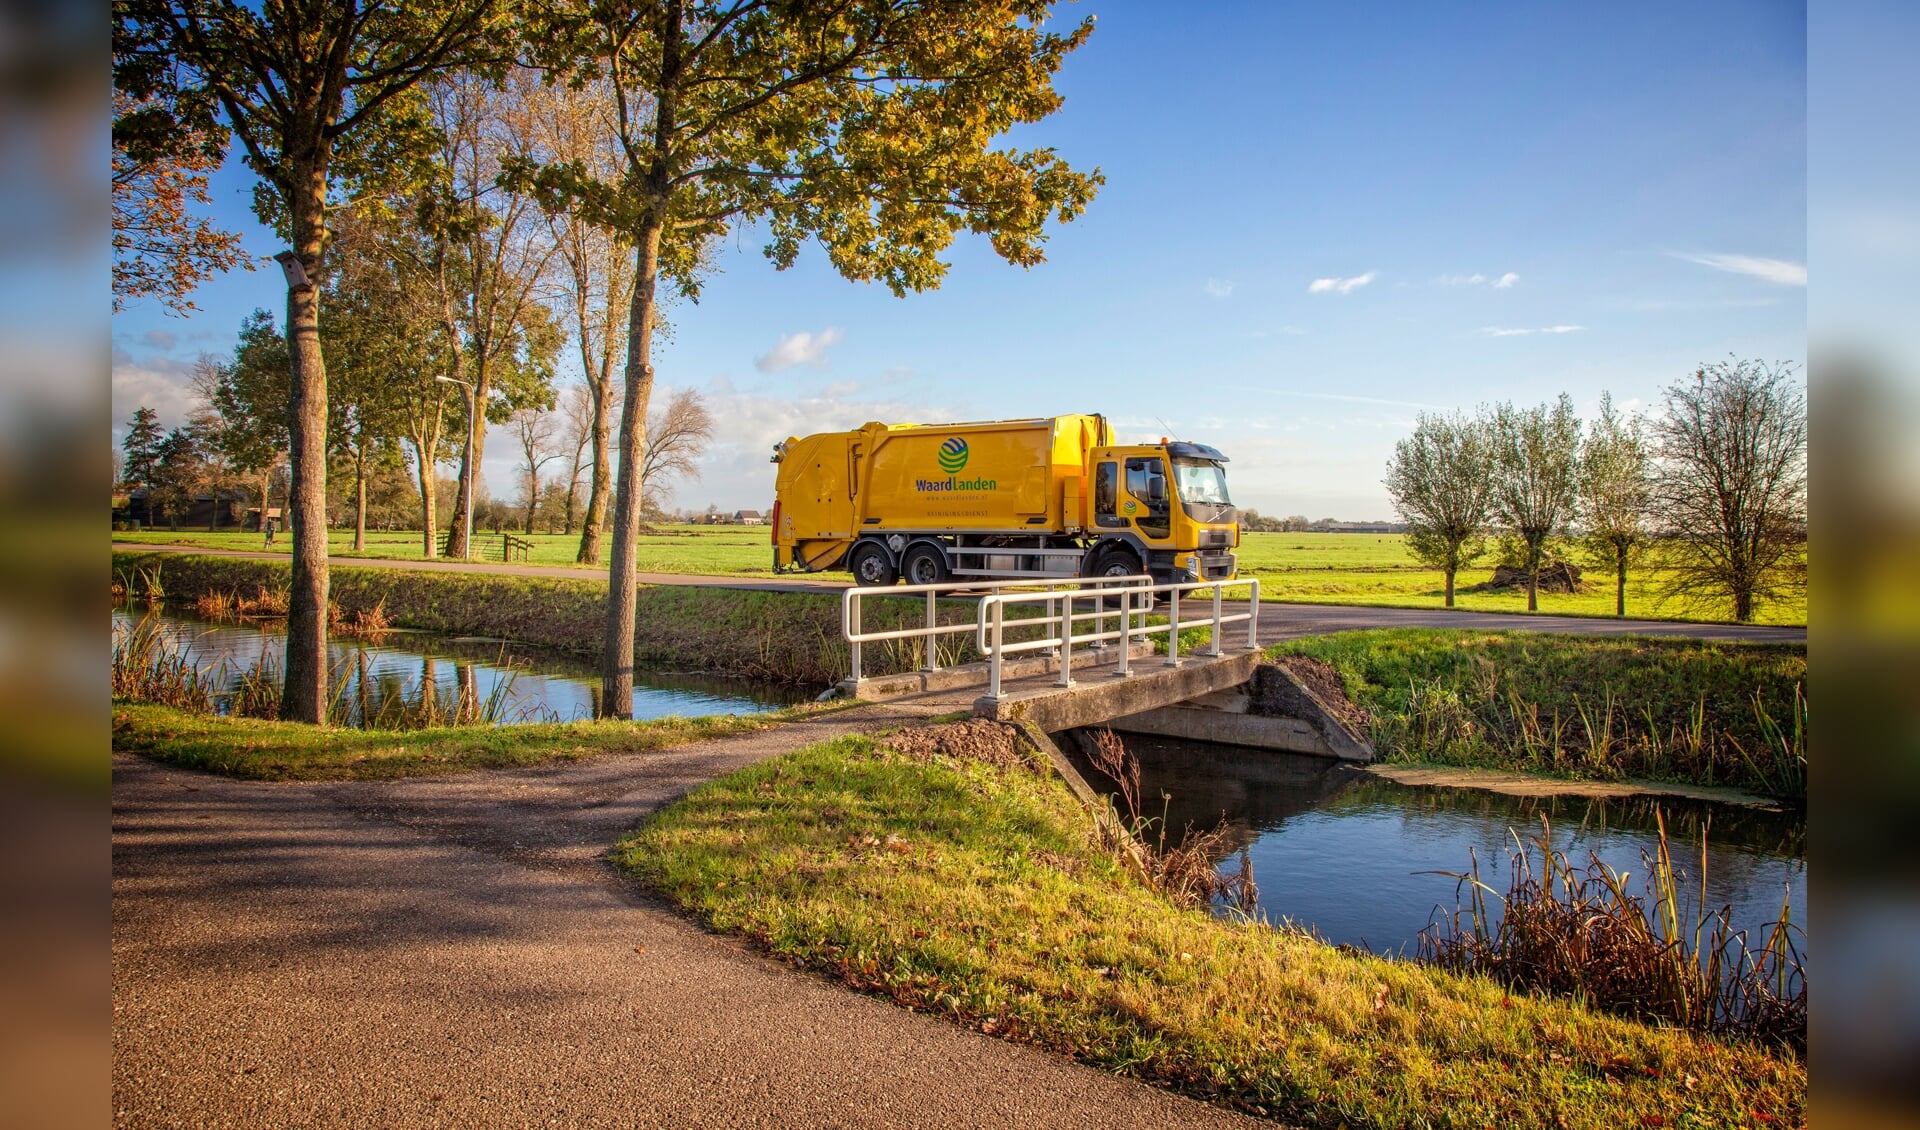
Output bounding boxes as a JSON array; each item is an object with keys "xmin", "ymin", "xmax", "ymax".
[{"xmin": 840, "ymin": 578, "xmax": 1374, "ymax": 762}]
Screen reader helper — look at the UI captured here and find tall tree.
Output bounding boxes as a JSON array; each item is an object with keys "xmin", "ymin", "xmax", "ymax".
[
  {"xmin": 1651, "ymin": 359, "xmax": 1807, "ymax": 623},
  {"xmin": 517, "ymin": 70, "xmax": 635, "ymax": 563},
  {"xmin": 119, "ymin": 406, "xmax": 165, "ymax": 496},
  {"xmin": 637, "ymin": 387, "xmax": 711, "ymax": 521},
  {"xmin": 325, "ymin": 209, "xmax": 420, "ymax": 552},
  {"xmin": 1384, "ymin": 411, "xmax": 1494, "ymax": 608},
  {"xmin": 423, "ymin": 73, "xmax": 564, "ymax": 559},
  {"xmin": 1578, "ymin": 392, "xmax": 1652, "ymax": 617},
  {"xmin": 1491, "ymin": 395, "xmax": 1583, "ymax": 612},
  {"xmin": 112, "ymin": 87, "xmax": 250, "ymax": 314},
  {"xmin": 204, "ymin": 310, "xmax": 292, "ymax": 527},
  {"xmin": 148, "ymin": 427, "xmax": 206, "ymax": 529},
  {"xmin": 518, "ymin": 0, "xmax": 1102, "ymax": 715},
  {"xmin": 556, "ymin": 381, "xmax": 596, "ymax": 534},
  {"xmin": 115, "ymin": 0, "xmax": 509, "ymax": 722}
]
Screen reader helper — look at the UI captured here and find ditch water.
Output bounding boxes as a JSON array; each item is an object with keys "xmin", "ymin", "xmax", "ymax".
[
  {"xmin": 112, "ymin": 606, "xmax": 810, "ymax": 725},
  {"xmin": 1067, "ymin": 733, "xmax": 1808, "ymax": 957}
]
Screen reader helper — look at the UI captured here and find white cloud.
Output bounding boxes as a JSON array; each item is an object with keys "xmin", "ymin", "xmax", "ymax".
[
  {"xmin": 1480, "ymin": 324, "xmax": 1584, "ymax": 337},
  {"xmin": 1436, "ymin": 271, "xmax": 1518, "ymax": 288},
  {"xmin": 1203, "ymin": 277, "xmax": 1235, "ymax": 299},
  {"xmin": 1307, "ymin": 271, "xmax": 1376, "ymax": 295},
  {"xmin": 754, "ymin": 327, "xmax": 844, "ymax": 373},
  {"xmin": 1671, "ymin": 252, "xmax": 1806, "ymax": 287},
  {"xmin": 1493, "ymin": 272, "xmax": 1519, "ymax": 289}
]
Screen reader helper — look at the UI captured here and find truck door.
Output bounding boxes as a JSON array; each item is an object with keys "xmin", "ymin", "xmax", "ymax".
[
  {"xmin": 1093, "ymin": 461, "xmax": 1126, "ymax": 528},
  {"xmin": 1124, "ymin": 456, "xmax": 1171, "ymax": 540}
]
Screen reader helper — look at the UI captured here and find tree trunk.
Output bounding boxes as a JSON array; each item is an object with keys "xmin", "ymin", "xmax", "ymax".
[
  {"xmin": 601, "ymin": 220, "xmax": 666, "ymax": 717},
  {"xmin": 280, "ymin": 152, "xmax": 331, "ymax": 724},
  {"xmin": 409, "ymin": 436, "xmax": 438, "ymax": 557},
  {"xmin": 1444, "ymin": 567, "xmax": 1456, "ymax": 608},
  {"xmin": 352, "ymin": 433, "xmax": 369, "ymax": 553},
  {"xmin": 1615, "ymin": 553, "xmax": 1627, "ymax": 618},
  {"xmin": 259, "ymin": 469, "xmax": 271, "ymax": 532},
  {"xmin": 577, "ymin": 364, "xmax": 613, "ymax": 564},
  {"xmin": 1526, "ymin": 544, "xmax": 1540, "ymax": 612}
]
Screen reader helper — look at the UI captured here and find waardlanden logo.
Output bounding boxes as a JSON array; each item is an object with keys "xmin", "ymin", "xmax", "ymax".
[{"xmin": 937, "ymin": 436, "xmax": 969, "ymax": 473}]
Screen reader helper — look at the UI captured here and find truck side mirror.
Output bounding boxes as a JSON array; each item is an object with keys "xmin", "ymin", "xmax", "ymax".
[{"xmin": 1147, "ymin": 475, "xmax": 1166, "ymax": 504}]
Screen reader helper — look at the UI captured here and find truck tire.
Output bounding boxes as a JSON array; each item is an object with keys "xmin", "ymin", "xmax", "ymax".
[
  {"xmin": 1089, "ymin": 545, "xmax": 1151, "ymax": 609},
  {"xmin": 848, "ymin": 540, "xmax": 897, "ymax": 587},
  {"xmin": 900, "ymin": 542, "xmax": 951, "ymax": 586}
]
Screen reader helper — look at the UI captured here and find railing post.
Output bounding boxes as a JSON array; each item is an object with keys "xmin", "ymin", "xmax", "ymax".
[
  {"xmin": 987, "ymin": 598, "xmax": 1004, "ymax": 700},
  {"xmin": 924, "ymin": 589, "xmax": 938, "ymax": 672},
  {"xmin": 848, "ymin": 591, "xmax": 862, "ymax": 685},
  {"xmin": 1057, "ymin": 592, "xmax": 1074, "ymax": 688},
  {"xmin": 1210, "ymin": 584, "xmax": 1223, "ymax": 657},
  {"xmin": 1166, "ymin": 587, "xmax": 1181, "ymax": 668},
  {"xmin": 1248, "ymin": 579, "xmax": 1260, "ymax": 650},
  {"xmin": 1116, "ymin": 588, "xmax": 1131, "ymax": 677}
]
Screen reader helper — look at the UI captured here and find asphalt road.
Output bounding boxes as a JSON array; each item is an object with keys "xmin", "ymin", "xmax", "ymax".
[
  {"xmin": 112, "ymin": 541, "xmax": 1805, "ymax": 645},
  {"xmin": 112, "ymin": 709, "xmax": 1269, "ymax": 1129}
]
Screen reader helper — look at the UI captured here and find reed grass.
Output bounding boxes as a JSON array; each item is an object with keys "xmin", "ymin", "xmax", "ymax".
[
  {"xmin": 1083, "ymin": 728, "xmax": 1258, "ymax": 914},
  {"xmin": 1418, "ymin": 812, "xmax": 1806, "ymax": 1054}
]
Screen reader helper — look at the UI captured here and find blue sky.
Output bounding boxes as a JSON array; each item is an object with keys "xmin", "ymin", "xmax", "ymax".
[{"xmin": 110, "ymin": 0, "xmax": 1806, "ymax": 518}]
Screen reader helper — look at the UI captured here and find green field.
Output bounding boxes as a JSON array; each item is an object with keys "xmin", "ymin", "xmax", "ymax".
[{"xmin": 112, "ymin": 527, "xmax": 1806, "ymax": 626}]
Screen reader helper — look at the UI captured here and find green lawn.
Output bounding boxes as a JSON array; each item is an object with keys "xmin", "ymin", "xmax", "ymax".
[{"xmin": 114, "ymin": 527, "xmax": 1806, "ymax": 626}]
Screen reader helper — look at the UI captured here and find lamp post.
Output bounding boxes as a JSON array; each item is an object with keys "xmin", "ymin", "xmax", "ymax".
[{"xmin": 434, "ymin": 375, "xmax": 476, "ymax": 561}]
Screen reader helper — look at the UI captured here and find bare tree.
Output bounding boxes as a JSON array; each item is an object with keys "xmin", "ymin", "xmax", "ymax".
[
  {"xmin": 1651, "ymin": 359, "xmax": 1807, "ymax": 622},
  {"xmin": 511, "ymin": 404, "xmax": 564, "ymax": 532},
  {"xmin": 556, "ymin": 382, "xmax": 595, "ymax": 534},
  {"xmin": 1385, "ymin": 411, "xmax": 1494, "ymax": 607},
  {"xmin": 638, "ymin": 389, "xmax": 713, "ymax": 522},
  {"xmin": 1491, "ymin": 395, "xmax": 1583, "ymax": 612},
  {"xmin": 1579, "ymin": 392, "xmax": 1652, "ymax": 617}
]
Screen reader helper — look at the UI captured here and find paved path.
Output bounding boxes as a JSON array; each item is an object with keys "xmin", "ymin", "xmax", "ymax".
[
  {"xmin": 113, "ymin": 541, "xmax": 1804, "ymax": 644},
  {"xmin": 112, "ymin": 701, "xmax": 1266, "ymax": 1129}
]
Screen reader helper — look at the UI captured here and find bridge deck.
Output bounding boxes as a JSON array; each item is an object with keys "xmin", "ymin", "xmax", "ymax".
[{"xmin": 846, "ymin": 645, "xmax": 1265, "ymax": 733}]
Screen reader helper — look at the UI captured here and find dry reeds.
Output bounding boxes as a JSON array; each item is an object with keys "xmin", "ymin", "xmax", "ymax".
[
  {"xmin": 1084, "ymin": 729, "xmax": 1258, "ymax": 914},
  {"xmin": 1418, "ymin": 812, "xmax": 1806, "ymax": 1053}
]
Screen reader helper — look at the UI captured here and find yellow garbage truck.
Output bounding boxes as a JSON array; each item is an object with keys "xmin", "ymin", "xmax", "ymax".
[{"xmin": 769, "ymin": 414, "xmax": 1239, "ymax": 586}]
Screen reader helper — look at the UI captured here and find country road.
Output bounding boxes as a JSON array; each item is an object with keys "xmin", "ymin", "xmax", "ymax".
[{"xmin": 112, "ymin": 540, "xmax": 1805, "ymax": 646}]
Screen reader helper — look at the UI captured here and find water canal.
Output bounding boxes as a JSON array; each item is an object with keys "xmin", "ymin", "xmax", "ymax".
[
  {"xmin": 113, "ymin": 606, "xmax": 809, "ymax": 724},
  {"xmin": 1066, "ymin": 732, "xmax": 1807, "ymax": 957}
]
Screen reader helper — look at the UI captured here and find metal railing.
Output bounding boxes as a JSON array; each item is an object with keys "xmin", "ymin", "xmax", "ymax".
[
  {"xmin": 974, "ymin": 577, "xmax": 1262, "ymax": 699},
  {"xmin": 841, "ymin": 574, "xmax": 1153, "ymax": 685}
]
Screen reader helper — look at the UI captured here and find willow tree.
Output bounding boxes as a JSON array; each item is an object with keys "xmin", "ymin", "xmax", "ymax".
[
  {"xmin": 1385, "ymin": 411, "xmax": 1493, "ymax": 607},
  {"xmin": 1578, "ymin": 392, "xmax": 1651, "ymax": 617},
  {"xmin": 1491, "ymin": 395, "xmax": 1584, "ymax": 612},
  {"xmin": 114, "ymin": 0, "xmax": 510, "ymax": 722},
  {"xmin": 517, "ymin": 0, "xmax": 1101, "ymax": 716}
]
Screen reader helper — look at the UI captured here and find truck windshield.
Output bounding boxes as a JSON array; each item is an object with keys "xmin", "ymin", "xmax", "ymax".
[{"xmin": 1172, "ymin": 459, "xmax": 1233, "ymax": 522}]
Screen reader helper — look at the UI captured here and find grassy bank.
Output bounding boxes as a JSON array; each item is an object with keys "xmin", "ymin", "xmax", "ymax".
[
  {"xmin": 112, "ymin": 529, "xmax": 1807, "ymax": 625},
  {"xmin": 1271, "ymin": 630, "xmax": 1807, "ymax": 800},
  {"xmin": 112, "ymin": 551, "xmax": 974, "ymax": 685},
  {"xmin": 617, "ymin": 730, "xmax": 1803, "ymax": 1128},
  {"xmin": 110, "ymin": 702, "xmax": 802, "ymax": 780}
]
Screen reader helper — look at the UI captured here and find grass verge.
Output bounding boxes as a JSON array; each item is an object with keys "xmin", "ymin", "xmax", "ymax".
[
  {"xmin": 110, "ymin": 701, "xmax": 823, "ymax": 781},
  {"xmin": 1269, "ymin": 630, "xmax": 1807, "ymax": 801},
  {"xmin": 616, "ymin": 731, "xmax": 1803, "ymax": 1128}
]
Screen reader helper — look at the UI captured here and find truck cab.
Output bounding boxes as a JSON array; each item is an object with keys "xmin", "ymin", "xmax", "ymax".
[{"xmin": 1086, "ymin": 441, "xmax": 1239, "ymax": 584}]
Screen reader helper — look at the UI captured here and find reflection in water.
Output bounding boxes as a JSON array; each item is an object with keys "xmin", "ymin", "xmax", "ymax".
[
  {"xmin": 1067, "ymin": 732, "xmax": 1808, "ymax": 956},
  {"xmin": 114, "ymin": 607, "xmax": 811, "ymax": 725}
]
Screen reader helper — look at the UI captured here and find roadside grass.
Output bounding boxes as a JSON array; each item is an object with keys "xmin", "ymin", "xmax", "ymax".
[
  {"xmin": 109, "ymin": 701, "xmax": 808, "ymax": 781},
  {"xmin": 1269, "ymin": 630, "xmax": 1808, "ymax": 800},
  {"xmin": 617, "ymin": 733, "xmax": 1803, "ymax": 1128},
  {"xmin": 112, "ymin": 529, "xmax": 1807, "ymax": 626}
]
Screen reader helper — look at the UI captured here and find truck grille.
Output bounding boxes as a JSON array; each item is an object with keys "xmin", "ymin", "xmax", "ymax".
[
  {"xmin": 1200, "ymin": 553, "xmax": 1235, "ymax": 580},
  {"xmin": 1199, "ymin": 529, "xmax": 1232, "ymax": 549}
]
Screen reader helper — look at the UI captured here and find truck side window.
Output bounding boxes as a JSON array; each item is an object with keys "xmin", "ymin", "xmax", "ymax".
[
  {"xmin": 1124, "ymin": 457, "xmax": 1170, "ymax": 538},
  {"xmin": 1094, "ymin": 462, "xmax": 1125, "ymax": 527}
]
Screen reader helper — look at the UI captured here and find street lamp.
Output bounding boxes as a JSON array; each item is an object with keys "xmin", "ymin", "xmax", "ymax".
[{"xmin": 434, "ymin": 376, "xmax": 476, "ymax": 561}]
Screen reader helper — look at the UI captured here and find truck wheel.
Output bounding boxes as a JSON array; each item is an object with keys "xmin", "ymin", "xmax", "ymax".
[
  {"xmin": 900, "ymin": 543, "xmax": 950, "ymax": 586},
  {"xmin": 1089, "ymin": 546, "xmax": 1150, "ymax": 609},
  {"xmin": 848, "ymin": 540, "xmax": 897, "ymax": 586}
]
